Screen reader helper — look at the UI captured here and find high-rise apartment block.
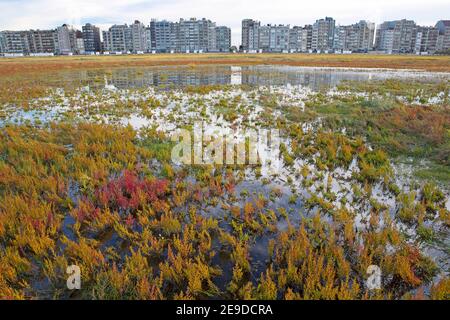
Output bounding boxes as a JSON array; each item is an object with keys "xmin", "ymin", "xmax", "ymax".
[
  {"xmin": 333, "ymin": 20, "xmax": 375, "ymax": 52},
  {"xmin": 256, "ymin": 24, "xmax": 291, "ymax": 52},
  {"xmin": 149, "ymin": 18, "xmax": 231, "ymax": 53},
  {"xmin": 177, "ymin": 18, "xmax": 213, "ymax": 52},
  {"xmin": 130, "ymin": 20, "xmax": 147, "ymax": 53},
  {"xmin": 269, "ymin": 25, "xmax": 290, "ymax": 52},
  {"xmin": 82, "ymin": 23, "xmax": 101, "ymax": 53},
  {"xmin": 215, "ymin": 26, "xmax": 231, "ymax": 52},
  {"xmin": 0, "ymin": 31, "xmax": 29, "ymax": 54},
  {"xmin": 300, "ymin": 25, "xmax": 313, "ymax": 52},
  {"xmin": 102, "ymin": 21, "xmax": 151, "ymax": 53},
  {"xmin": 289, "ymin": 26, "xmax": 303, "ymax": 52},
  {"xmin": 435, "ymin": 20, "xmax": 450, "ymax": 52},
  {"xmin": 287, "ymin": 25, "xmax": 313, "ymax": 52},
  {"xmin": 150, "ymin": 20, "xmax": 174, "ymax": 53},
  {"xmin": 414, "ymin": 26, "xmax": 439, "ymax": 53},
  {"xmin": 56, "ymin": 24, "xmax": 78, "ymax": 55},
  {"xmin": 312, "ymin": 17, "xmax": 335, "ymax": 51},
  {"xmin": 375, "ymin": 19, "xmax": 417, "ymax": 53},
  {"xmin": 242, "ymin": 19, "xmax": 260, "ymax": 51},
  {"xmin": 243, "ymin": 21, "xmax": 314, "ymax": 53},
  {"xmin": 102, "ymin": 24, "xmax": 133, "ymax": 52},
  {"xmin": 258, "ymin": 25, "xmax": 270, "ymax": 52},
  {"xmin": 27, "ymin": 30, "xmax": 57, "ymax": 53}
]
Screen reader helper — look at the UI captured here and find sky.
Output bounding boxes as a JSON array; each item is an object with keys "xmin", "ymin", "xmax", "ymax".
[{"xmin": 0, "ymin": 0, "xmax": 449, "ymax": 46}]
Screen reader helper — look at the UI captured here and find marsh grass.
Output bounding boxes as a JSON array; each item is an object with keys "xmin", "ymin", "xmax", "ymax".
[{"xmin": 0, "ymin": 65, "xmax": 449, "ymax": 300}]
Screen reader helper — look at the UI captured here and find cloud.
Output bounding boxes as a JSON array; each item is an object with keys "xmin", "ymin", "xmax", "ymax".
[{"xmin": 0, "ymin": 0, "xmax": 448, "ymax": 45}]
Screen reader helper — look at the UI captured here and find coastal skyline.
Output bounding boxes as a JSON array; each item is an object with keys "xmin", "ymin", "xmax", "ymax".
[{"xmin": 1, "ymin": 0, "xmax": 449, "ymax": 46}]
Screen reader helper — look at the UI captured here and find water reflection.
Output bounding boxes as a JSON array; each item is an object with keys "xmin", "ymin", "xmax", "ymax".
[{"xmin": 57, "ymin": 65, "xmax": 448, "ymax": 91}]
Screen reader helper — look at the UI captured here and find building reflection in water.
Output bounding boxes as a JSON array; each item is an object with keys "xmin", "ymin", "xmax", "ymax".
[{"xmin": 66, "ymin": 65, "xmax": 444, "ymax": 92}]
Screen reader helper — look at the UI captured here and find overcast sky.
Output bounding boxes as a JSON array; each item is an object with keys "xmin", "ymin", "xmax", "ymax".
[{"xmin": 0, "ymin": 0, "xmax": 448, "ymax": 45}]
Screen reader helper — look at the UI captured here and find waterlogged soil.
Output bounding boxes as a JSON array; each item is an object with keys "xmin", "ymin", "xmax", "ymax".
[{"xmin": 0, "ymin": 65, "xmax": 449, "ymax": 300}]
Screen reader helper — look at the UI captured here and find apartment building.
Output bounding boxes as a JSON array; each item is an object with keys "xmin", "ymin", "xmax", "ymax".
[
  {"xmin": 248, "ymin": 23, "xmax": 309, "ymax": 53},
  {"xmin": 242, "ymin": 19, "xmax": 260, "ymax": 51},
  {"xmin": 177, "ymin": 18, "xmax": 213, "ymax": 52},
  {"xmin": 0, "ymin": 29, "xmax": 57, "ymax": 55},
  {"xmin": 394, "ymin": 19, "xmax": 417, "ymax": 53},
  {"xmin": 288, "ymin": 25, "xmax": 313, "ymax": 53},
  {"xmin": 414, "ymin": 26, "xmax": 439, "ymax": 53},
  {"xmin": 312, "ymin": 17, "xmax": 335, "ymax": 51},
  {"xmin": 145, "ymin": 27, "xmax": 152, "ymax": 53},
  {"xmin": 148, "ymin": 18, "xmax": 229, "ymax": 53},
  {"xmin": 208, "ymin": 25, "xmax": 217, "ymax": 52},
  {"xmin": 242, "ymin": 19, "xmax": 319, "ymax": 53},
  {"xmin": 289, "ymin": 26, "xmax": 302, "ymax": 52},
  {"xmin": 375, "ymin": 19, "xmax": 417, "ymax": 53},
  {"xmin": 269, "ymin": 25, "xmax": 290, "ymax": 52},
  {"xmin": 214, "ymin": 26, "xmax": 231, "ymax": 52},
  {"xmin": 0, "ymin": 33, "xmax": 4, "ymax": 53},
  {"xmin": 150, "ymin": 20, "xmax": 174, "ymax": 53},
  {"xmin": 333, "ymin": 25, "xmax": 356, "ymax": 51},
  {"xmin": 0, "ymin": 31, "xmax": 29, "ymax": 54},
  {"xmin": 375, "ymin": 21, "xmax": 395, "ymax": 53},
  {"xmin": 258, "ymin": 25, "xmax": 270, "ymax": 52},
  {"xmin": 55, "ymin": 24, "xmax": 79, "ymax": 55},
  {"xmin": 435, "ymin": 20, "xmax": 450, "ymax": 51},
  {"xmin": 333, "ymin": 21, "xmax": 374, "ymax": 52},
  {"xmin": 82, "ymin": 23, "xmax": 101, "ymax": 53},
  {"xmin": 130, "ymin": 20, "xmax": 147, "ymax": 53},
  {"xmin": 75, "ymin": 30, "xmax": 85, "ymax": 54},
  {"xmin": 300, "ymin": 25, "xmax": 313, "ymax": 52},
  {"xmin": 357, "ymin": 20, "xmax": 375, "ymax": 51},
  {"xmin": 28, "ymin": 30, "xmax": 57, "ymax": 54},
  {"xmin": 239, "ymin": 17, "xmax": 442, "ymax": 55},
  {"xmin": 102, "ymin": 24, "xmax": 133, "ymax": 53}
]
